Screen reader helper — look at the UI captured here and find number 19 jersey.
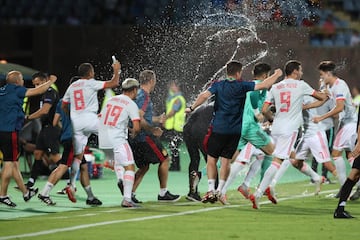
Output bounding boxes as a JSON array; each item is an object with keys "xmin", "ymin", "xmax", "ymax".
[
  {"xmin": 265, "ymin": 79, "xmax": 315, "ymax": 135},
  {"xmin": 98, "ymin": 94, "xmax": 140, "ymax": 148}
]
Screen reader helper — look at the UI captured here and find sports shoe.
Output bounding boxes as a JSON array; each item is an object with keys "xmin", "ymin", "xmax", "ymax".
[
  {"xmin": 38, "ymin": 194, "xmax": 56, "ymax": 206},
  {"xmin": 131, "ymin": 193, "xmax": 143, "ymax": 204},
  {"xmin": 350, "ymin": 187, "xmax": 360, "ymax": 201},
  {"xmin": 314, "ymin": 179, "xmax": 322, "ymax": 195},
  {"xmin": 65, "ymin": 186, "xmax": 77, "ymax": 203},
  {"xmin": 333, "ymin": 210, "xmax": 354, "ymax": 219},
  {"xmin": 265, "ymin": 187, "xmax": 277, "ymax": 204},
  {"xmin": 0, "ymin": 196, "xmax": 16, "ymax": 207},
  {"xmin": 23, "ymin": 187, "xmax": 39, "ymax": 202},
  {"xmin": 186, "ymin": 192, "xmax": 202, "ymax": 202},
  {"xmin": 249, "ymin": 194, "xmax": 260, "ymax": 209},
  {"xmin": 56, "ymin": 187, "xmax": 67, "ymax": 195},
  {"xmin": 86, "ymin": 197, "xmax": 102, "ymax": 206},
  {"xmin": 201, "ymin": 191, "xmax": 217, "ymax": 204},
  {"xmin": 14, "ymin": 181, "xmax": 33, "ymax": 191},
  {"xmin": 238, "ymin": 184, "xmax": 250, "ymax": 199},
  {"xmin": 218, "ymin": 193, "xmax": 230, "ymax": 205},
  {"xmin": 121, "ymin": 199, "xmax": 140, "ymax": 208},
  {"xmin": 117, "ymin": 180, "xmax": 124, "ymax": 196},
  {"xmin": 158, "ymin": 191, "xmax": 181, "ymax": 202}
]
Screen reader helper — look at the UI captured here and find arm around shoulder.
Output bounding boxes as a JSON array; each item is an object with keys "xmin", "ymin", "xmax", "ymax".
[
  {"xmin": 254, "ymin": 69, "xmax": 282, "ymax": 91},
  {"xmin": 25, "ymin": 75, "xmax": 57, "ymax": 97}
]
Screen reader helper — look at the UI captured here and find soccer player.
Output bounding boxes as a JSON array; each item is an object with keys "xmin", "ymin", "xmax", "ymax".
[
  {"xmin": 98, "ymin": 78, "xmax": 141, "ymax": 207},
  {"xmin": 129, "ymin": 70, "xmax": 180, "ymax": 203},
  {"xmin": 186, "ymin": 60, "xmax": 282, "ymax": 203},
  {"xmin": 334, "ymin": 108, "xmax": 360, "ymax": 218},
  {"xmin": 249, "ymin": 60, "xmax": 328, "ymax": 209},
  {"xmin": 62, "ymin": 61, "xmax": 120, "ymax": 202},
  {"xmin": 312, "ymin": 61, "xmax": 357, "ymax": 190},
  {"xmin": 0, "ymin": 71, "xmax": 56, "ymax": 207},
  {"xmin": 220, "ymin": 62, "xmax": 275, "ymax": 204}
]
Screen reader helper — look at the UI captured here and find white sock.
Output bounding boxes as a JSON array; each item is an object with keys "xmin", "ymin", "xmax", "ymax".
[
  {"xmin": 123, "ymin": 170, "xmax": 134, "ymax": 201},
  {"xmin": 114, "ymin": 162, "xmax": 125, "ymax": 181},
  {"xmin": 255, "ymin": 161, "xmax": 281, "ymax": 198},
  {"xmin": 270, "ymin": 160, "xmax": 290, "ymax": 188},
  {"xmin": 243, "ymin": 159, "xmax": 262, "ymax": 188},
  {"xmin": 41, "ymin": 182, "xmax": 54, "ymax": 196},
  {"xmin": 208, "ymin": 179, "xmax": 216, "ymax": 192},
  {"xmin": 300, "ymin": 162, "xmax": 321, "ymax": 182},
  {"xmin": 70, "ymin": 158, "xmax": 81, "ymax": 188},
  {"xmin": 333, "ymin": 156, "xmax": 346, "ymax": 185},
  {"xmin": 84, "ymin": 185, "xmax": 94, "ymax": 200},
  {"xmin": 159, "ymin": 188, "xmax": 168, "ymax": 197},
  {"xmin": 216, "ymin": 179, "xmax": 226, "ymax": 194},
  {"xmin": 221, "ymin": 161, "xmax": 246, "ymax": 195}
]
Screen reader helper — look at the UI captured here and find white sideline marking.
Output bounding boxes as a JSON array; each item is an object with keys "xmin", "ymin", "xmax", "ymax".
[{"xmin": 0, "ymin": 189, "xmax": 337, "ymax": 240}]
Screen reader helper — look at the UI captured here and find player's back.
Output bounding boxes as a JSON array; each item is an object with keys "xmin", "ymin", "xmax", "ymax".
[
  {"xmin": 269, "ymin": 79, "xmax": 314, "ymax": 134},
  {"xmin": 65, "ymin": 79, "xmax": 105, "ymax": 117}
]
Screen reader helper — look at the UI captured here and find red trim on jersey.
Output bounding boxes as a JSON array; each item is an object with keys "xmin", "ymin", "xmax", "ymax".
[
  {"xmin": 132, "ymin": 118, "xmax": 141, "ymax": 122},
  {"xmin": 287, "ymin": 132, "xmax": 297, "ymax": 156},
  {"xmin": 264, "ymin": 101, "xmax": 272, "ymax": 105},
  {"xmin": 317, "ymin": 131, "xmax": 330, "ymax": 159},
  {"xmin": 145, "ymin": 136, "xmax": 167, "ymax": 162},
  {"xmin": 11, "ymin": 132, "xmax": 18, "ymax": 161},
  {"xmin": 141, "ymin": 92, "xmax": 150, "ymax": 112}
]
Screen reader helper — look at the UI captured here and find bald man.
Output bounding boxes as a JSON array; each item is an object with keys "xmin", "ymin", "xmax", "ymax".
[{"xmin": 0, "ymin": 71, "xmax": 56, "ymax": 207}]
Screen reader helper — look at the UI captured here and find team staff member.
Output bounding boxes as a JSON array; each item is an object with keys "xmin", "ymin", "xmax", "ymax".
[
  {"xmin": 0, "ymin": 71, "xmax": 56, "ymax": 207},
  {"xmin": 164, "ymin": 80, "xmax": 186, "ymax": 171}
]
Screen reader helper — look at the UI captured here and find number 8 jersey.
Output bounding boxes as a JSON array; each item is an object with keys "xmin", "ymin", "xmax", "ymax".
[{"xmin": 264, "ymin": 79, "xmax": 315, "ymax": 135}]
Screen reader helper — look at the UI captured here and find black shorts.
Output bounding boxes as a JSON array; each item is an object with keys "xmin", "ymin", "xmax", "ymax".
[
  {"xmin": 207, "ymin": 132, "xmax": 240, "ymax": 159},
  {"xmin": 58, "ymin": 139, "xmax": 74, "ymax": 166},
  {"xmin": 35, "ymin": 125, "xmax": 60, "ymax": 154},
  {"xmin": 352, "ymin": 155, "xmax": 360, "ymax": 170},
  {"xmin": 130, "ymin": 135, "xmax": 168, "ymax": 168},
  {"xmin": 0, "ymin": 131, "xmax": 19, "ymax": 162}
]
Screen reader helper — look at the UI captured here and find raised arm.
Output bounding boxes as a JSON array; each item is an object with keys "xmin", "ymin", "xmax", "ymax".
[
  {"xmin": 185, "ymin": 90, "xmax": 212, "ymax": 114},
  {"xmin": 254, "ymin": 69, "xmax": 282, "ymax": 90},
  {"xmin": 25, "ymin": 75, "xmax": 57, "ymax": 97},
  {"xmin": 104, "ymin": 61, "xmax": 121, "ymax": 89}
]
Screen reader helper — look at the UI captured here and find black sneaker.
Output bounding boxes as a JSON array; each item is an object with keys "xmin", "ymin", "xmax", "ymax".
[
  {"xmin": 117, "ymin": 180, "xmax": 124, "ymax": 196},
  {"xmin": 131, "ymin": 193, "xmax": 143, "ymax": 204},
  {"xmin": 158, "ymin": 191, "xmax": 181, "ymax": 202},
  {"xmin": 38, "ymin": 194, "xmax": 56, "ymax": 206},
  {"xmin": 186, "ymin": 192, "xmax": 202, "ymax": 202},
  {"xmin": 14, "ymin": 182, "xmax": 33, "ymax": 191},
  {"xmin": 334, "ymin": 210, "xmax": 354, "ymax": 219},
  {"xmin": 0, "ymin": 196, "xmax": 16, "ymax": 207},
  {"xmin": 86, "ymin": 197, "xmax": 102, "ymax": 206},
  {"xmin": 23, "ymin": 187, "xmax": 39, "ymax": 202}
]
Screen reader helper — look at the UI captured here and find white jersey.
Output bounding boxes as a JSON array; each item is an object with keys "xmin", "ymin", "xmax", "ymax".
[
  {"xmin": 265, "ymin": 79, "xmax": 315, "ymax": 135},
  {"xmin": 330, "ymin": 78, "xmax": 357, "ymax": 124},
  {"xmin": 62, "ymin": 79, "xmax": 105, "ymax": 118},
  {"xmin": 302, "ymin": 95, "xmax": 327, "ymax": 136},
  {"xmin": 98, "ymin": 94, "xmax": 140, "ymax": 148},
  {"xmin": 315, "ymin": 96, "xmax": 335, "ymax": 130}
]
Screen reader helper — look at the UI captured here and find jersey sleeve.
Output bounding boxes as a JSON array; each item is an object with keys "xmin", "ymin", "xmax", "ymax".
[
  {"xmin": 16, "ymin": 85, "xmax": 27, "ymax": 98},
  {"xmin": 332, "ymin": 83, "xmax": 346, "ymax": 101},
  {"xmin": 264, "ymin": 88, "xmax": 274, "ymax": 105},
  {"xmin": 92, "ymin": 80, "xmax": 106, "ymax": 91},
  {"xmin": 62, "ymin": 87, "xmax": 70, "ymax": 104},
  {"xmin": 43, "ymin": 88, "xmax": 57, "ymax": 105},
  {"xmin": 129, "ymin": 101, "xmax": 140, "ymax": 121},
  {"xmin": 302, "ymin": 81, "xmax": 316, "ymax": 96},
  {"xmin": 249, "ymin": 91, "xmax": 260, "ymax": 109}
]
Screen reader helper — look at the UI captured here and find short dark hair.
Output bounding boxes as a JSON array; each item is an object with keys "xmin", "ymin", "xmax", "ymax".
[
  {"xmin": 32, "ymin": 72, "xmax": 48, "ymax": 81},
  {"xmin": 226, "ymin": 60, "xmax": 243, "ymax": 76},
  {"xmin": 253, "ymin": 63, "xmax": 271, "ymax": 77},
  {"xmin": 139, "ymin": 70, "xmax": 156, "ymax": 84},
  {"xmin": 284, "ymin": 60, "xmax": 301, "ymax": 76},
  {"xmin": 318, "ymin": 61, "xmax": 336, "ymax": 74},
  {"xmin": 78, "ymin": 63, "xmax": 94, "ymax": 78}
]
